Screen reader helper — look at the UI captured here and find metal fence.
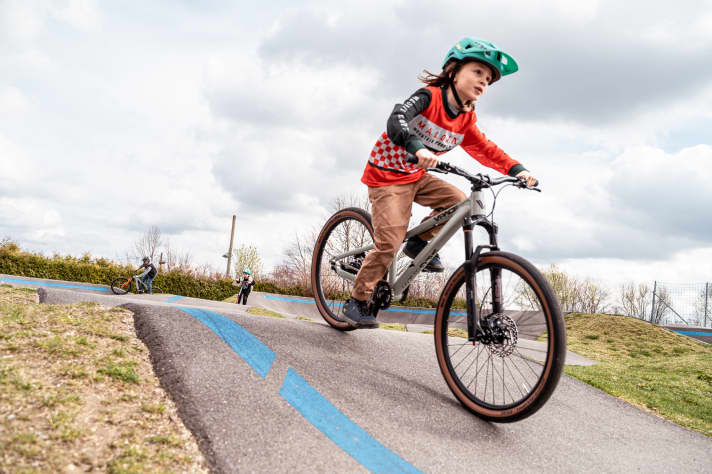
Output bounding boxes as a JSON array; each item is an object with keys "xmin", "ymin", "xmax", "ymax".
[{"xmin": 651, "ymin": 281, "xmax": 711, "ymax": 328}]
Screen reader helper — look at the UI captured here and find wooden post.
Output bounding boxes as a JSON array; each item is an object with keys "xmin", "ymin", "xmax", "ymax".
[
  {"xmin": 225, "ymin": 215, "xmax": 236, "ymax": 278},
  {"xmin": 704, "ymin": 282, "xmax": 709, "ymax": 328},
  {"xmin": 649, "ymin": 281, "xmax": 657, "ymax": 323}
]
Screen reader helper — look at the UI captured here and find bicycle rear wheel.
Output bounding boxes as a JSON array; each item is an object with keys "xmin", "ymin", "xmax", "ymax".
[
  {"xmin": 110, "ymin": 277, "xmax": 132, "ymax": 295},
  {"xmin": 434, "ymin": 251, "xmax": 566, "ymax": 422},
  {"xmin": 311, "ymin": 207, "xmax": 374, "ymax": 331}
]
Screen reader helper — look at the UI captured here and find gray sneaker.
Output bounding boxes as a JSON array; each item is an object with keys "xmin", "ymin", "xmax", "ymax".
[{"xmin": 342, "ymin": 298, "xmax": 379, "ymax": 329}]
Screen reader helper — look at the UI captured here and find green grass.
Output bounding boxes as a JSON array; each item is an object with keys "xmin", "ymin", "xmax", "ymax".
[
  {"xmin": 563, "ymin": 313, "xmax": 712, "ymax": 437},
  {"xmin": 420, "ymin": 328, "xmax": 467, "ymax": 338},
  {"xmin": 97, "ymin": 362, "xmax": 140, "ymax": 384},
  {"xmin": 380, "ymin": 323, "xmax": 406, "ymax": 332},
  {"xmin": 0, "ymin": 286, "xmax": 208, "ymax": 472},
  {"xmin": 247, "ymin": 307, "xmax": 285, "ymax": 319}
]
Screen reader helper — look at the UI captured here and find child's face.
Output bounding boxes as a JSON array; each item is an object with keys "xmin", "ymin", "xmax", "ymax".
[{"xmin": 453, "ymin": 61, "xmax": 493, "ymax": 103}]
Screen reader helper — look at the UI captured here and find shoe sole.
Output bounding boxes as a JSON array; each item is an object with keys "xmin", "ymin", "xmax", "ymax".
[
  {"xmin": 359, "ymin": 322, "xmax": 380, "ymax": 329},
  {"xmin": 422, "ymin": 267, "xmax": 444, "ymax": 273},
  {"xmin": 403, "ymin": 246, "xmax": 445, "ymax": 273},
  {"xmin": 341, "ymin": 314, "xmax": 380, "ymax": 329},
  {"xmin": 403, "ymin": 252, "xmax": 445, "ymax": 273}
]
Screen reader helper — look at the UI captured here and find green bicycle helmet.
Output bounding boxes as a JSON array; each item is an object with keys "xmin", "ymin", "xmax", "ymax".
[
  {"xmin": 442, "ymin": 37, "xmax": 518, "ymax": 84},
  {"xmin": 243, "ymin": 268, "xmax": 251, "ymax": 275}
]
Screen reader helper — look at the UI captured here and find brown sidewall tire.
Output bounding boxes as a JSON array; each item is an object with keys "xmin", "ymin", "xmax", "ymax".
[
  {"xmin": 311, "ymin": 207, "xmax": 374, "ymax": 331},
  {"xmin": 434, "ymin": 251, "xmax": 566, "ymax": 422}
]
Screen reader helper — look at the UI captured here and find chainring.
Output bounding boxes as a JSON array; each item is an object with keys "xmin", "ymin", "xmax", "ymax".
[{"xmin": 371, "ymin": 280, "xmax": 392, "ymax": 311}]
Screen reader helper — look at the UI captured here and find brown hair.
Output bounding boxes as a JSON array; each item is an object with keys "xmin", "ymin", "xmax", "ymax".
[
  {"xmin": 418, "ymin": 61, "xmax": 459, "ymax": 88},
  {"xmin": 419, "ymin": 61, "xmax": 474, "ymax": 111}
]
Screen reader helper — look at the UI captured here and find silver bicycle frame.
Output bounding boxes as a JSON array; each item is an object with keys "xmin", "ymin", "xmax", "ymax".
[{"xmin": 328, "ymin": 188, "xmax": 489, "ymax": 299}]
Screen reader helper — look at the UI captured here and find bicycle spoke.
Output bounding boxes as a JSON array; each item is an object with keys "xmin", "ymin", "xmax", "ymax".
[
  {"xmin": 439, "ymin": 255, "xmax": 563, "ymax": 418},
  {"xmin": 312, "ymin": 209, "xmax": 376, "ymax": 330},
  {"xmin": 454, "ymin": 347, "xmax": 479, "ymax": 386}
]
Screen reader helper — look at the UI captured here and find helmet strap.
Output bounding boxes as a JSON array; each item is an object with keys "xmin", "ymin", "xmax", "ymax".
[{"xmin": 448, "ymin": 72, "xmax": 466, "ymax": 110}]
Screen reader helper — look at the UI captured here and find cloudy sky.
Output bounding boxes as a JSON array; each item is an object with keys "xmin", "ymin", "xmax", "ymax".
[{"xmin": 1, "ymin": 0, "xmax": 711, "ymax": 291}]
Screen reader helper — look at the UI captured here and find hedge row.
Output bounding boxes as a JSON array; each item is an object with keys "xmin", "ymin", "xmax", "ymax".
[
  {"xmin": 0, "ymin": 245, "xmax": 440, "ymax": 307},
  {"xmin": 0, "ymin": 246, "xmax": 308, "ymax": 301}
]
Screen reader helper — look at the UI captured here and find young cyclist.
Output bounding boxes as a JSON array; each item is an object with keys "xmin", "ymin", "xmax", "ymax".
[
  {"xmin": 342, "ymin": 37, "xmax": 538, "ymax": 329},
  {"xmin": 135, "ymin": 256, "xmax": 158, "ymax": 294},
  {"xmin": 234, "ymin": 268, "xmax": 255, "ymax": 305}
]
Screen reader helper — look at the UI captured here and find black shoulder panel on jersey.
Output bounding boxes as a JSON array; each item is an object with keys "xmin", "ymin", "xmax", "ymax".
[{"xmin": 386, "ymin": 88, "xmax": 432, "ymax": 148}]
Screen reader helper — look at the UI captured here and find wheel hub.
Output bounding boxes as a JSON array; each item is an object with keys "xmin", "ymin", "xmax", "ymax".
[{"xmin": 482, "ymin": 313, "xmax": 518, "ymax": 357}]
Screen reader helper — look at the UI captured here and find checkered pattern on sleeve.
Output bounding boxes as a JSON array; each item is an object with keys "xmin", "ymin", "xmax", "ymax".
[{"xmin": 368, "ymin": 132, "xmax": 418, "ymax": 174}]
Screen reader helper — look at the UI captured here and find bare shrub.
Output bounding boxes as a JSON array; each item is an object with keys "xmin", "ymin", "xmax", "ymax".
[
  {"xmin": 133, "ymin": 226, "xmax": 164, "ymax": 262},
  {"xmin": 540, "ymin": 265, "xmax": 610, "ymax": 314}
]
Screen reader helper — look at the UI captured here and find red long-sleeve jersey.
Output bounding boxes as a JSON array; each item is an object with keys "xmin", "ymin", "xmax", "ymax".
[{"xmin": 361, "ymin": 85, "xmax": 525, "ymax": 187}]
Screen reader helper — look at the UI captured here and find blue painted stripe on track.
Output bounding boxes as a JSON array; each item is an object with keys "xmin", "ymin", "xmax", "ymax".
[
  {"xmin": 280, "ymin": 368, "xmax": 422, "ymax": 474},
  {"xmin": 177, "ymin": 307, "xmax": 275, "ymax": 379},
  {"xmin": 165, "ymin": 295, "xmax": 185, "ymax": 303},
  {"xmin": 263, "ymin": 294, "xmax": 466, "ymax": 316},
  {"xmin": 672, "ymin": 330, "xmax": 712, "ymax": 337},
  {"xmin": 0, "ymin": 277, "xmax": 111, "ymax": 293}
]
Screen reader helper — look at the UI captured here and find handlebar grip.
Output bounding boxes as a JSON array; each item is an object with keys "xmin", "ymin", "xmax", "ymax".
[
  {"xmin": 405, "ymin": 154, "xmax": 419, "ymax": 165},
  {"xmin": 517, "ymin": 177, "xmax": 539, "ymax": 188}
]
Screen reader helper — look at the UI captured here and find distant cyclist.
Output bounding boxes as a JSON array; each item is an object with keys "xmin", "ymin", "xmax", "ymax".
[
  {"xmin": 342, "ymin": 37, "xmax": 538, "ymax": 328},
  {"xmin": 135, "ymin": 256, "xmax": 158, "ymax": 294},
  {"xmin": 234, "ymin": 268, "xmax": 255, "ymax": 305}
]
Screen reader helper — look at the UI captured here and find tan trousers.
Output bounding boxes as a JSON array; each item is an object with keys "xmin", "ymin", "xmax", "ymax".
[{"xmin": 351, "ymin": 173, "xmax": 466, "ymax": 301}]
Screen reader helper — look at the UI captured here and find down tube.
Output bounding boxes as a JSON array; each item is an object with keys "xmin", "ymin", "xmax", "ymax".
[{"xmin": 392, "ymin": 205, "xmax": 471, "ymax": 296}]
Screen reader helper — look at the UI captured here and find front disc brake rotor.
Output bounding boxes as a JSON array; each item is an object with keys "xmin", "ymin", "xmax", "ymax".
[{"xmin": 485, "ymin": 313, "xmax": 518, "ymax": 357}]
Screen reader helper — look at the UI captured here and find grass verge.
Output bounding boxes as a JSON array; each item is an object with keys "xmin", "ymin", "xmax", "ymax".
[
  {"xmin": 0, "ymin": 286, "xmax": 208, "ymax": 472},
  {"xmin": 380, "ymin": 323, "xmax": 406, "ymax": 332},
  {"xmin": 563, "ymin": 313, "xmax": 712, "ymax": 437},
  {"xmin": 247, "ymin": 307, "xmax": 286, "ymax": 318}
]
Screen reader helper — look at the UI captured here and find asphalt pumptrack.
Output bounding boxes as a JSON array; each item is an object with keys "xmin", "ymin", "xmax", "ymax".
[{"xmin": 2, "ymin": 274, "xmax": 710, "ymax": 473}]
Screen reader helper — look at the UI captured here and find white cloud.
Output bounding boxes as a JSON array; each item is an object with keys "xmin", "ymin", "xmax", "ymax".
[
  {"xmin": 0, "ymin": 197, "xmax": 65, "ymax": 243},
  {"xmin": 1, "ymin": 0, "xmax": 711, "ymax": 286},
  {"xmin": 49, "ymin": 0, "xmax": 100, "ymax": 31}
]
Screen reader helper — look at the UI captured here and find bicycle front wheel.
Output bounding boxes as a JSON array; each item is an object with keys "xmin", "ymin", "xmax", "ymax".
[
  {"xmin": 311, "ymin": 207, "xmax": 374, "ymax": 331},
  {"xmin": 152, "ymin": 286, "xmax": 163, "ymax": 294},
  {"xmin": 110, "ymin": 277, "xmax": 132, "ymax": 295},
  {"xmin": 434, "ymin": 251, "xmax": 566, "ymax": 422}
]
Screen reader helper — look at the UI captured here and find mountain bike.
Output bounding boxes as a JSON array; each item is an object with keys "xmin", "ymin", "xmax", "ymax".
[
  {"xmin": 310, "ymin": 158, "xmax": 566, "ymax": 422},
  {"xmin": 110, "ymin": 273, "xmax": 162, "ymax": 295}
]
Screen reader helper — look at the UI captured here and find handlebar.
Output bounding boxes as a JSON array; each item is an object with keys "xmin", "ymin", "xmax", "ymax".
[{"xmin": 405, "ymin": 154, "xmax": 540, "ymax": 191}]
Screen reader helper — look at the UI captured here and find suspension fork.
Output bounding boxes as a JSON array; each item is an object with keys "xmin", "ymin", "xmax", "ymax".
[{"xmin": 463, "ymin": 217, "xmax": 499, "ymax": 341}]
